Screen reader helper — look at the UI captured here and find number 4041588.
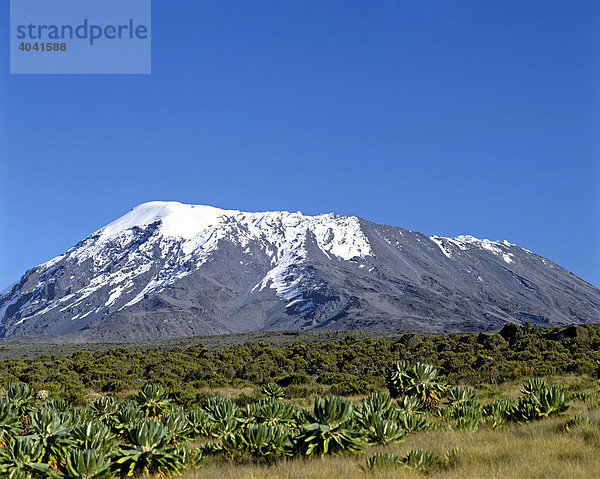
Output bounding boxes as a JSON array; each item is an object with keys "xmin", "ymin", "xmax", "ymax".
[{"xmin": 19, "ymin": 42, "xmax": 67, "ymax": 52}]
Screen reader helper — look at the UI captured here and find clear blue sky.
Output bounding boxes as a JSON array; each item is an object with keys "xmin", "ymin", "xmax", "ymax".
[{"xmin": 1, "ymin": 0, "xmax": 599, "ymax": 289}]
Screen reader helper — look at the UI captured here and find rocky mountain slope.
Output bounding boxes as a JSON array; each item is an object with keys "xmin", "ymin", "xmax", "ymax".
[{"xmin": 1, "ymin": 201, "xmax": 598, "ymax": 342}]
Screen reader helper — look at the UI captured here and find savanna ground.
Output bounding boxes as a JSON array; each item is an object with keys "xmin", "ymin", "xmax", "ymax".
[
  {"xmin": 2, "ymin": 323, "xmax": 600, "ymax": 478},
  {"xmin": 175, "ymin": 375, "xmax": 600, "ymax": 479}
]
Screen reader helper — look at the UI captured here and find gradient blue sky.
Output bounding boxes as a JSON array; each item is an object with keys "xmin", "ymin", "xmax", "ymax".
[{"xmin": 1, "ymin": 0, "xmax": 599, "ymax": 290}]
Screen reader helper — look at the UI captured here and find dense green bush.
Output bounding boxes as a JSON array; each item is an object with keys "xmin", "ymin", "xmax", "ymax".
[{"xmin": 0, "ymin": 323, "xmax": 598, "ymax": 406}]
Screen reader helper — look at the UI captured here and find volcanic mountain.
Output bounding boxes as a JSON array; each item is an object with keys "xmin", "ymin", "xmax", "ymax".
[{"xmin": 1, "ymin": 202, "xmax": 598, "ymax": 342}]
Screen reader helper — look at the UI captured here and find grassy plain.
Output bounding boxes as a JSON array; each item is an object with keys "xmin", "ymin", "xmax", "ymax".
[
  {"xmin": 2, "ymin": 325, "xmax": 599, "ymax": 478},
  {"xmin": 179, "ymin": 381, "xmax": 600, "ymax": 479}
]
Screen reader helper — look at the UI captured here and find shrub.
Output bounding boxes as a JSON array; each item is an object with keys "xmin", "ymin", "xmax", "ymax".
[
  {"xmin": 364, "ymin": 452, "xmax": 401, "ymax": 471},
  {"xmin": 401, "ymin": 448, "xmax": 437, "ymax": 469}
]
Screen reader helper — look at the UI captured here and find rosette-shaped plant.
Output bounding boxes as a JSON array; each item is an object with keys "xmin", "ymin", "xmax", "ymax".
[
  {"xmin": 222, "ymin": 423, "xmax": 292, "ymax": 458},
  {"xmin": 203, "ymin": 397, "xmax": 243, "ymax": 438},
  {"xmin": 115, "ymin": 418, "xmax": 185, "ymax": 476},
  {"xmin": 71, "ymin": 421, "xmax": 119, "ymax": 458},
  {"xmin": 90, "ymin": 396, "xmax": 119, "ymax": 428},
  {"xmin": 405, "ymin": 362, "xmax": 446, "ymax": 411},
  {"xmin": 294, "ymin": 395, "xmax": 365, "ymax": 456},
  {"xmin": 63, "ymin": 449, "xmax": 116, "ymax": 479},
  {"xmin": 161, "ymin": 411, "xmax": 193, "ymax": 443},
  {"xmin": 0, "ymin": 399, "xmax": 21, "ymax": 446},
  {"xmin": 2, "ymin": 383, "xmax": 36, "ymax": 419},
  {"xmin": 262, "ymin": 383, "xmax": 285, "ymax": 400},
  {"xmin": 387, "ymin": 360, "xmax": 412, "ymax": 398},
  {"xmin": 29, "ymin": 409, "xmax": 73, "ymax": 466},
  {"xmin": 187, "ymin": 409, "xmax": 212, "ymax": 437},
  {"xmin": 244, "ymin": 399, "xmax": 297, "ymax": 428},
  {"xmin": 360, "ymin": 412, "xmax": 405, "ymax": 445},
  {"xmin": 135, "ymin": 385, "xmax": 171, "ymax": 418},
  {"xmin": 0, "ymin": 436, "xmax": 58, "ymax": 478},
  {"xmin": 521, "ymin": 379, "xmax": 547, "ymax": 397}
]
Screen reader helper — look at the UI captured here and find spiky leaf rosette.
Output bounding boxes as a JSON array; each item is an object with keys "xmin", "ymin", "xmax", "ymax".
[
  {"xmin": 0, "ymin": 436, "xmax": 59, "ymax": 478},
  {"xmin": 2, "ymin": 383, "xmax": 36, "ymax": 419},
  {"xmin": 223, "ymin": 423, "xmax": 292, "ymax": 458},
  {"xmin": 63, "ymin": 449, "xmax": 116, "ymax": 479},
  {"xmin": 446, "ymin": 386, "xmax": 476, "ymax": 406},
  {"xmin": 456, "ymin": 415, "xmax": 479, "ymax": 432},
  {"xmin": 482, "ymin": 398, "xmax": 514, "ymax": 419},
  {"xmin": 564, "ymin": 415, "xmax": 590, "ymax": 432},
  {"xmin": 63, "ymin": 407, "xmax": 96, "ymax": 428},
  {"xmin": 29, "ymin": 409, "xmax": 73, "ymax": 465},
  {"xmin": 361, "ymin": 412, "xmax": 406, "ymax": 445},
  {"xmin": 534, "ymin": 385, "xmax": 569, "ymax": 417},
  {"xmin": 203, "ymin": 397, "xmax": 243, "ymax": 438},
  {"xmin": 45, "ymin": 398, "xmax": 69, "ymax": 412},
  {"xmin": 161, "ymin": 411, "xmax": 193, "ymax": 443},
  {"xmin": 113, "ymin": 404, "xmax": 144, "ymax": 434},
  {"xmin": 135, "ymin": 385, "xmax": 171, "ymax": 418},
  {"xmin": 294, "ymin": 422, "xmax": 365, "ymax": 456},
  {"xmin": 397, "ymin": 395, "xmax": 424, "ymax": 414},
  {"xmin": 357, "ymin": 392, "xmax": 395, "ymax": 421},
  {"xmin": 521, "ymin": 379, "xmax": 547, "ymax": 396},
  {"xmin": 482, "ymin": 398, "xmax": 513, "ymax": 428},
  {"xmin": 171, "ymin": 445, "xmax": 205, "ymax": 470},
  {"xmin": 293, "ymin": 396, "xmax": 365, "ymax": 456},
  {"xmin": 363, "ymin": 453, "xmax": 401, "ymax": 471},
  {"xmin": 187, "ymin": 409, "xmax": 212, "ymax": 437},
  {"xmin": 510, "ymin": 397, "xmax": 538, "ymax": 423},
  {"xmin": 115, "ymin": 418, "xmax": 184, "ymax": 476},
  {"xmin": 387, "ymin": 360, "xmax": 412, "ymax": 398},
  {"xmin": 312, "ymin": 395, "xmax": 354, "ymax": 429},
  {"xmin": 405, "ymin": 362, "xmax": 446, "ymax": 411},
  {"xmin": 262, "ymin": 383, "xmax": 285, "ymax": 400},
  {"xmin": 71, "ymin": 421, "xmax": 119, "ymax": 458},
  {"xmin": 244, "ymin": 399, "xmax": 297, "ymax": 428},
  {"xmin": 401, "ymin": 449, "xmax": 437, "ymax": 469},
  {"xmin": 510, "ymin": 385, "xmax": 569, "ymax": 422},
  {"xmin": 397, "ymin": 411, "xmax": 430, "ymax": 432},
  {"xmin": 0, "ymin": 399, "xmax": 21, "ymax": 445},
  {"xmin": 89, "ymin": 396, "xmax": 119, "ymax": 427}
]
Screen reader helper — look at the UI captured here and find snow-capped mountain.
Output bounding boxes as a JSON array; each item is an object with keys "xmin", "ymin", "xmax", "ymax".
[{"xmin": 1, "ymin": 201, "xmax": 598, "ymax": 342}]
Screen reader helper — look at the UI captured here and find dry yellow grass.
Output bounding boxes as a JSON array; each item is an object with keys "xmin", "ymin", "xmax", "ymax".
[{"xmin": 176, "ymin": 403, "xmax": 600, "ymax": 479}]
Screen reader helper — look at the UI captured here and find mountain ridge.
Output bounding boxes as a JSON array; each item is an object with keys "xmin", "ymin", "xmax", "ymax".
[{"xmin": 1, "ymin": 201, "xmax": 598, "ymax": 342}]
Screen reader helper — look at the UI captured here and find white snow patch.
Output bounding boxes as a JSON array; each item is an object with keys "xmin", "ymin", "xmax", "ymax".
[
  {"xmin": 448, "ymin": 235, "xmax": 517, "ymax": 264},
  {"xmin": 97, "ymin": 202, "xmax": 229, "ymax": 242},
  {"xmin": 105, "ymin": 285, "xmax": 125, "ymax": 307},
  {"xmin": 479, "ymin": 241, "xmax": 502, "ymax": 255},
  {"xmin": 39, "ymin": 254, "xmax": 65, "ymax": 270},
  {"xmin": 430, "ymin": 236, "xmax": 453, "ymax": 259},
  {"xmin": 72, "ymin": 309, "xmax": 94, "ymax": 321}
]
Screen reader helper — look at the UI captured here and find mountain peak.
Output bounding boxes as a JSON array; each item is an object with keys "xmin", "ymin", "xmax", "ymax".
[{"xmin": 98, "ymin": 201, "xmax": 232, "ymax": 242}]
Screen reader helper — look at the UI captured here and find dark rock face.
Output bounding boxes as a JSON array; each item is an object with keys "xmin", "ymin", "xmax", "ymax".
[{"xmin": 0, "ymin": 202, "xmax": 599, "ymax": 342}]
